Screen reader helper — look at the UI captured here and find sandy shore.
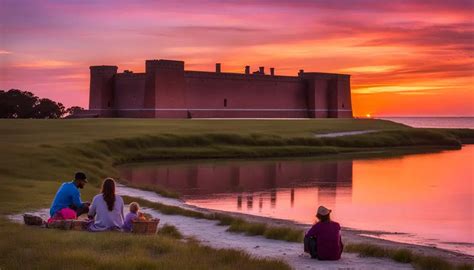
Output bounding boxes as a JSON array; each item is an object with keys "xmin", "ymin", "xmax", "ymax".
[{"xmin": 9, "ymin": 185, "xmax": 473, "ymax": 269}]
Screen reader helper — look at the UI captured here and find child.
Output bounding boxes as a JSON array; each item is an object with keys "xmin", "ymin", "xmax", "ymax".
[{"xmin": 123, "ymin": 202, "xmax": 141, "ymax": 232}]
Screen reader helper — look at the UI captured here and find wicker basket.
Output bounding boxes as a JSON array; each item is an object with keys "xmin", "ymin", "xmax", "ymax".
[
  {"xmin": 23, "ymin": 214, "xmax": 44, "ymax": 226},
  {"xmin": 47, "ymin": 219, "xmax": 74, "ymax": 230},
  {"xmin": 71, "ymin": 220, "xmax": 88, "ymax": 231},
  {"xmin": 131, "ymin": 219, "xmax": 160, "ymax": 234}
]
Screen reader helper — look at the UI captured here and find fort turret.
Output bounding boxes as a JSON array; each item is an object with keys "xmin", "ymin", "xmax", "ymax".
[
  {"xmin": 144, "ymin": 59, "xmax": 186, "ymax": 118},
  {"xmin": 89, "ymin": 65, "xmax": 118, "ymax": 117},
  {"xmin": 301, "ymin": 73, "xmax": 353, "ymax": 118}
]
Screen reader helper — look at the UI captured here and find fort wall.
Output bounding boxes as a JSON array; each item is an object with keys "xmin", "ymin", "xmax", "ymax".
[
  {"xmin": 114, "ymin": 73, "xmax": 146, "ymax": 117},
  {"xmin": 184, "ymin": 71, "xmax": 307, "ymax": 118}
]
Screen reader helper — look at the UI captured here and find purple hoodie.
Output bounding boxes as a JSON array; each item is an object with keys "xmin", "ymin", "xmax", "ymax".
[{"xmin": 305, "ymin": 221, "xmax": 344, "ymax": 260}]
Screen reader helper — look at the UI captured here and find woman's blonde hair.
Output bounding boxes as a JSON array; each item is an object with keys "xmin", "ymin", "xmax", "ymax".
[{"xmin": 129, "ymin": 202, "xmax": 140, "ymax": 213}]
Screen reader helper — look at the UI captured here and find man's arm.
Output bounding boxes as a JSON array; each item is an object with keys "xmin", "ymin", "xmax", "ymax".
[
  {"xmin": 71, "ymin": 187, "xmax": 84, "ymax": 208},
  {"xmin": 305, "ymin": 224, "xmax": 318, "ymax": 237}
]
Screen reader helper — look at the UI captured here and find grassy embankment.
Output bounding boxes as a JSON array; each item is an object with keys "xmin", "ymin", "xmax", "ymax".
[{"xmin": 1, "ymin": 119, "xmax": 473, "ymax": 269}]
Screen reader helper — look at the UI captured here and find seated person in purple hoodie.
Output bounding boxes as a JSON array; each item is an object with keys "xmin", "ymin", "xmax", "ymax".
[
  {"xmin": 304, "ymin": 206, "xmax": 343, "ymax": 260},
  {"xmin": 123, "ymin": 202, "xmax": 141, "ymax": 232}
]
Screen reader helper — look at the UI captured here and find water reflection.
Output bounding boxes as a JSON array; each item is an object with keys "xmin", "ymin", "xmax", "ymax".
[
  {"xmin": 120, "ymin": 159, "xmax": 353, "ymax": 213},
  {"xmin": 119, "ymin": 146, "xmax": 474, "ymax": 256}
]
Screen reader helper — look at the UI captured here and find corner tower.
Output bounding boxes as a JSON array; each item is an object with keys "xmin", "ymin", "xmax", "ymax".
[
  {"xmin": 303, "ymin": 73, "xmax": 353, "ymax": 118},
  {"xmin": 144, "ymin": 59, "xmax": 186, "ymax": 118},
  {"xmin": 89, "ymin": 65, "xmax": 118, "ymax": 117}
]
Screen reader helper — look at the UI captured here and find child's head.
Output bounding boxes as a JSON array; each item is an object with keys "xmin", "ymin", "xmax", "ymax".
[{"xmin": 129, "ymin": 202, "xmax": 140, "ymax": 214}]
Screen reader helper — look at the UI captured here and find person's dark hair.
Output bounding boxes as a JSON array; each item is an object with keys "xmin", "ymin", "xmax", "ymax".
[
  {"xmin": 75, "ymin": 172, "xmax": 87, "ymax": 181},
  {"xmin": 101, "ymin": 178, "xmax": 116, "ymax": 211},
  {"xmin": 317, "ymin": 213, "xmax": 330, "ymax": 222}
]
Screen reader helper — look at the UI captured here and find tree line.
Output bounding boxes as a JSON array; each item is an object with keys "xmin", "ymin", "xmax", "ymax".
[{"xmin": 0, "ymin": 89, "xmax": 84, "ymax": 119}]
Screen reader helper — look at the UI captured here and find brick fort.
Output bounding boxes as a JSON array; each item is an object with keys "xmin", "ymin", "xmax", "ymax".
[{"xmin": 79, "ymin": 59, "xmax": 353, "ymax": 118}]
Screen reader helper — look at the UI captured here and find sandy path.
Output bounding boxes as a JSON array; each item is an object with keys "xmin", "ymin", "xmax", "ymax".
[{"xmin": 314, "ymin": 130, "xmax": 378, "ymax": 138}]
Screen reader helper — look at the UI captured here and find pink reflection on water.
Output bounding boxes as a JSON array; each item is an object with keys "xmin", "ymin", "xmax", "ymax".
[{"xmin": 119, "ymin": 146, "xmax": 474, "ymax": 255}]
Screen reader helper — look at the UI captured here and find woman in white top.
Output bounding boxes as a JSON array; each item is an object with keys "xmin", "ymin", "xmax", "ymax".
[{"xmin": 87, "ymin": 178, "xmax": 124, "ymax": 231}]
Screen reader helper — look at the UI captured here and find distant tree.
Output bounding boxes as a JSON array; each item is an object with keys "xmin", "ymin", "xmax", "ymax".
[
  {"xmin": 34, "ymin": 98, "xmax": 66, "ymax": 119},
  {"xmin": 0, "ymin": 89, "xmax": 38, "ymax": 118},
  {"xmin": 0, "ymin": 89, "xmax": 67, "ymax": 119},
  {"xmin": 66, "ymin": 106, "xmax": 84, "ymax": 116}
]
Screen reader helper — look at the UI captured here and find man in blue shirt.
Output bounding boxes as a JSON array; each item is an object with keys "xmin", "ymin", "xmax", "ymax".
[{"xmin": 50, "ymin": 172, "xmax": 90, "ymax": 217}]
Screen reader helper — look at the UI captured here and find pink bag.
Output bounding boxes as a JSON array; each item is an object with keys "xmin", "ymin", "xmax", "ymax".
[{"xmin": 48, "ymin": 208, "xmax": 77, "ymax": 223}]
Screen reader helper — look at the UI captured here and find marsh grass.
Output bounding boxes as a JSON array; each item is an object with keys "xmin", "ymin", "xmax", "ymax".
[
  {"xmin": 345, "ymin": 243, "xmax": 473, "ymax": 270},
  {"xmin": 158, "ymin": 224, "xmax": 183, "ymax": 239}
]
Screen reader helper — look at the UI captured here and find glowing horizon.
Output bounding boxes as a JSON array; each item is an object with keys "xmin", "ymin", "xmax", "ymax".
[{"xmin": 1, "ymin": 0, "xmax": 473, "ymax": 116}]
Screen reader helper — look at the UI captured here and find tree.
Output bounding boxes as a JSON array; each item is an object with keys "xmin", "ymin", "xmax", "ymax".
[
  {"xmin": 34, "ymin": 98, "xmax": 66, "ymax": 119},
  {"xmin": 0, "ymin": 89, "xmax": 68, "ymax": 119},
  {"xmin": 66, "ymin": 106, "xmax": 84, "ymax": 116},
  {"xmin": 0, "ymin": 89, "xmax": 38, "ymax": 118}
]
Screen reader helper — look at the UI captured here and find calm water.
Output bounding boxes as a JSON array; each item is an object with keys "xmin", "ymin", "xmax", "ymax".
[
  {"xmin": 380, "ymin": 117, "xmax": 474, "ymax": 128},
  {"xmin": 120, "ymin": 146, "xmax": 474, "ymax": 255}
]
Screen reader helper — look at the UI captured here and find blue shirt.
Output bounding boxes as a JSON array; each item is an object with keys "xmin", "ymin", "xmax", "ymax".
[{"xmin": 50, "ymin": 181, "xmax": 84, "ymax": 216}]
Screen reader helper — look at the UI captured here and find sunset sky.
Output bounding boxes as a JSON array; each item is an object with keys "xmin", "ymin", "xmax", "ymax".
[{"xmin": 1, "ymin": 0, "xmax": 473, "ymax": 116}]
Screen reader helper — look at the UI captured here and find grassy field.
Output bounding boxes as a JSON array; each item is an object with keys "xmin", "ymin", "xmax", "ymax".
[{"xmin": 0, "ymin": 118, "xmax": 473, "ymax": 269}]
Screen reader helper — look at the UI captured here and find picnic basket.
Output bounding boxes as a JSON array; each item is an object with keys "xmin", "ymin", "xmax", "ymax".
[
  {"xmin": 47, "ymin": 219, "xmax": 74, "ymax": 230},
  {"xmin": 131, "ymin": 218, "xmax": 160, "ymax": 234},
  {"xmin": 71, "ymin": 220, "xmax": 88, "ymax": 231},
  {"xmin": 23, "ymin": 214, "xmax": 44, "ymax": 226}
]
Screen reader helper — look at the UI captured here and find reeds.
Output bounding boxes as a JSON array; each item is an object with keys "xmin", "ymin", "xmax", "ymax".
[{"xmin": 345, "ymin": 243, "xmax": 473, "ymax": 270}]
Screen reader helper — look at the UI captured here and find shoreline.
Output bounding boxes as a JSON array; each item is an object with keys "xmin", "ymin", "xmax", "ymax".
[
  {"xmin": 8, "ymin": 183, "xmax": 472, "ymax": 268},
  {"xmin": 115, "ymin": 184, "xmax": 474, "ymax": 265},
  {"xmin": 181, "ymin": 197, "xmax": 474, "ymax": 264}
]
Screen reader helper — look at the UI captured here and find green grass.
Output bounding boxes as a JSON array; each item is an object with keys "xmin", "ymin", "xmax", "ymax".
[
  {"xmin": 158, "ymin": 224, "xmax": 183, "ymax": 239},
  {"xmin": 0, "ymin": 218, "xmax": 289, "ymax": 270},
  {"xmin": 123, "ymin": 196, "xmax": 305, "ymax": 242},
  {"xmin": 0, "ymin": 119, "xmax": 473, "ymax": 269},
  {"xmin": 345, "ymin": 243, "xmax": 473, "ymax": 270}
]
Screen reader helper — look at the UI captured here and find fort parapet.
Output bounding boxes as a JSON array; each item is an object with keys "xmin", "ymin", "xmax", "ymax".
[{"xmin": 78, "ymin": 59, "xmax": 353, "ymax": 118}]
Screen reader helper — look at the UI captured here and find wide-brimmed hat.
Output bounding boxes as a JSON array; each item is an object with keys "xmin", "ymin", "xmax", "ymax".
[{"xmin": 316, "ymin": 206, "xmax": 331, "ymax": 216}]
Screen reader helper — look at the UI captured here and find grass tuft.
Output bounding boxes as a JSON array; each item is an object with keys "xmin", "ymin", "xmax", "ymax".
[
  {"xmin": 158, "ymin": 224, "xmax": 183, "ymax": 239},
  {"xmin": 263, "ymin": 227, "xmax": 304, "ymax": 242},
  {"xmin": 345, "ymin": 243, "xmax": 473, "ymax": 270}
]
